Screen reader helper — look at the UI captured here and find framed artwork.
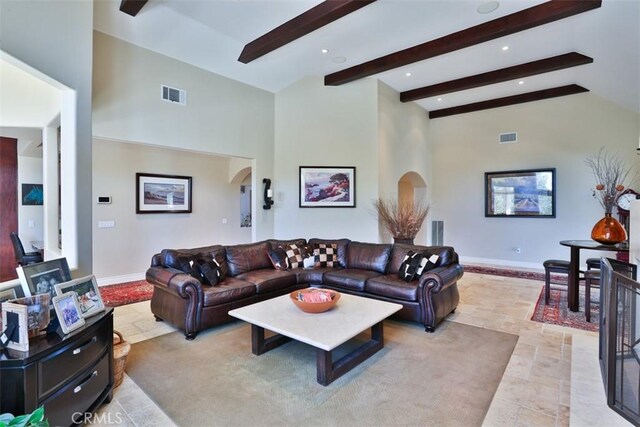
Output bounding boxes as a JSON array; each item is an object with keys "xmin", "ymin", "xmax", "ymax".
[
  {"xmin": 299, "ymin": 166, "xmax": 356, "ymax": 208},
  {"xmin": 17, "ymin": 258, "xmax": 72, "ymax": 313},
  {"xmin": 485, "ymin": 168, "xmax": 556, "ymax": 218},
  {"xmin": 1, "ymin": 302, "xmax": 29, "ymax": 351},
  {"xmin": 52, "ymin": 292, "xmax": 85, "ymax": 334},
  {"xmin": 55, "ymin": 275, "xmax": 105, "ymax": 318},
  {"xmin": 0, "ymin": 283, "xmax": 25, "ymax": 331},
  {"xmin": 136, "ymin": 173, "xmax": 192, "ymax": 214},
  {"xmin": 22, "ymin": 183, "xmax": 43, "ymax": 205}
]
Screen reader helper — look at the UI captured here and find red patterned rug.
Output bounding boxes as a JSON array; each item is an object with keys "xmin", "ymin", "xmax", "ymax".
[
  {"xmin": 463, "ymin": 264, "xmax": 567, "ymax": 283},
  {"xmin": 100, "ymin": 280, "xmax": 154, "ymax": 307},
  {"xmin": 530, "ymin": 285, "xmax": 599, "ymax": 332}
]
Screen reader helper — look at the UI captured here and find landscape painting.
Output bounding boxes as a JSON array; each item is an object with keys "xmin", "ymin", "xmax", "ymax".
[
  {"xmin": 136, "ymin": 173, "xmax": 192, "ymax": 213},
  {"xmin": 485, "ymin": 168, "xmax": 555, "ymax": 218},
  {"xmin": 299, "ymin": 167, "xmax": 356, "ymax": 208}
]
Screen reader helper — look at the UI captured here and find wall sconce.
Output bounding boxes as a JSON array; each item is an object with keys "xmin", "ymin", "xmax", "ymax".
[{"xmin": 263, "ymin": 178, "xmax": 274, "ymax": 209}]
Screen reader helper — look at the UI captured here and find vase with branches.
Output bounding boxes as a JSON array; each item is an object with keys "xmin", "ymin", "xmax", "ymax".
[{"xmin": 373, "ymin": 198, "xmax": 429, "ymax": 244}]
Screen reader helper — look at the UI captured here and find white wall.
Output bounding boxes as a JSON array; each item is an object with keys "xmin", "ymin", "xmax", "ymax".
[
  {"xmin": 92, "ymin": 139, "xmax": 251, "ymax": 283},
  {"xmin": 377, "ymin": 81, "xmax": 432, "ymax": 245},
  {"xmin": 274, "ymin": 76, "xmax": 379, "ymax": 241},
  {"xmin": 17, "ymin": 156, "xmax": 43, "ymax": 245},
  {"xmin": 430, "ymin": 93, "xmax": 640, "ymax": 268},
  {"xmin": 92, "ymin": 32, "xmax": 275, "ymax": 242}
]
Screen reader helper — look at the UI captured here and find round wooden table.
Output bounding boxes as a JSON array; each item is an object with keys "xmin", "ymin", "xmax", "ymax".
[{"xmin": 559, "ymin": 240, "xmax": 629, "ymax": 312}]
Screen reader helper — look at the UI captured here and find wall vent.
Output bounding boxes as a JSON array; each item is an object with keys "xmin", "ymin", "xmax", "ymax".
[
  {"xmin": 161, "ymin": 85, "xmax": 187, "ymax": 106},
  {"xmin": 431, "ymin": 220, "xmax": 444, "ymax": 246},
  {"xmin": 499, "ymin": 132, "xmax": 518, "ymax": 144}
]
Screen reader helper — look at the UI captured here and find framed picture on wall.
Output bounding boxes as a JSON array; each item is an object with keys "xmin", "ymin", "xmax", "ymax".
[
  {"xmin": 136, "ymin": 173, "xmax": 192, "ymax": 214},
  {"xmin": 22, "ymin": 183, "xmax": 43, "ymax": 205},
  {"xmin": 485, "ymin": 168, "xmax": 556, "ymax": 218},
  {"xmin": 299, "ymin": 166, "xmax": 356, "ymax": 208}
]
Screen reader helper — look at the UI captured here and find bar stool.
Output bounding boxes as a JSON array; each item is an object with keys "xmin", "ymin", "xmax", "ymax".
[
  {"xmin": 586, "ymin": 257, "xmax": 601, "ymax": 270},
  {"xmin": 584, "ymin": 269, "xmax": 600, "ymax": 322},
  {"xmin": 543, "ymin": 259, "xmax": 571, "ymax": 304}
]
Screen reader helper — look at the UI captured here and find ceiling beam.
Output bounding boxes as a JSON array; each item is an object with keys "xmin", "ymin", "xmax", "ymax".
[
  {"xmin": 120, "ymin": 0, "xmax": 148, "ymax": 17},
  {"xmin": 325, "ymin": 0, "xmax": 601, "ymax": 86},
  {"xmin": 428, "ymin": 84, "xmax": 589, "ymax": 119},
  {"xmin": 238, "ymin": 0, "xmax": 377, "ymax": 64},
  {"xmin": 401, "ymin": 52, "xmax": 593, "ymax": 102}
]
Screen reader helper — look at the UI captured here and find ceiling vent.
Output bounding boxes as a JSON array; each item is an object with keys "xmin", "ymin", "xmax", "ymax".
[
  {"xmin": 499, "ymin": 132, "xmax": 518, "ymax": 144},
  {"xmin": 161, "ymin": 85, "xmax": 187, "ymax": 106}
]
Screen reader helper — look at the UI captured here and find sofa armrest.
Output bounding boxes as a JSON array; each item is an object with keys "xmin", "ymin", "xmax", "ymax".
[
  {"xmin": 146, "ymin": 266, "xmax": 204, "ymax": 302},
  {"xmin": 418, "ymin": 264, "xmax": 464, "ymax": 293}
]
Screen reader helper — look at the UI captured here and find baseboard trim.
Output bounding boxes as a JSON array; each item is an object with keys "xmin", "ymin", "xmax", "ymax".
[
  {"xmin": 97, "ymin": 272, "xmax": 145, "ymax": 287},
  {"xmin": 460, "ymin": 256, "xmax": 542, "ymax": 271}
]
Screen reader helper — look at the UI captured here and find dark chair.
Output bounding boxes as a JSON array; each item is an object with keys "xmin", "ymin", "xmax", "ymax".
[
  {"xmin": 586, "ymin": 257, "xmax": 601, "ymax": 270},
  {"xmin": 543, "ymin": 259, "xmax": 571, "ymax": 304},
  {"xmin": 584, "ymin": 269, "xmax": 600, "ymax": 322},
  {"xmin": 10, "ymin": 232, "xmax": 43, "ymax": 266}
]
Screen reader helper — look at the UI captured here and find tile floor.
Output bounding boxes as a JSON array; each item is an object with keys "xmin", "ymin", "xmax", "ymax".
[{"xmin": 93, "ymin": 271, "xmax": 631, "ymax": 426}]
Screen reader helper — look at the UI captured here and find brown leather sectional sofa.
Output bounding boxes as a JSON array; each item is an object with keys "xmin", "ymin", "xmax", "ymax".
[{"xmin": 146, "ymin": 238, "xmax": 464, "ymax": 339}]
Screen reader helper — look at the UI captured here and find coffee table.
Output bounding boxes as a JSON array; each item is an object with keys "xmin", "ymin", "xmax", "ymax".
[{"xmin": 228, "ymin": 292, "xmax": 402, "ymax": 386}]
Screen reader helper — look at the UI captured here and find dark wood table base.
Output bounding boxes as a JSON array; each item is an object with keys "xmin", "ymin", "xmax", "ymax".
[{"xmin": 251, "ymin": 322, "xmax": 385, "ymax": 386}]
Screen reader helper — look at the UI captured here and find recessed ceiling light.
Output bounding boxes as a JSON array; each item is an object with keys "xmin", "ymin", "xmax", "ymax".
[
  {"xmin": 437, "ymin": 98, "xmax": 443, "ymax": 102},
  {"xmin": 321, "ymin": 49, "xmax": 329, "ymax": 54},
  {"xmin": 477, "ymin": 1, "xmax": 499, "ymax": 14},
  {"xmin": 332, "ymin": 56, "xmax": 347, "ymax": 64},
  {"xmin": 502, "ymin": 45, "xmax": 509, "ymax": 51},
  {"xmin": 405, "ymin": 72, "xmax": 412, "ymax": 77},
  {"xmin": 518, "ymin": 80, "xmax": 524, "ymax": 85}
]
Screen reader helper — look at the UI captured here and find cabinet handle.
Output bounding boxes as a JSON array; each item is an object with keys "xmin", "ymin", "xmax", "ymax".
[
  {"xmin": 74, "ymin": 370, "xmax": 98, "ymax": 394},
  {"xmin": 73, "ymin": 336, "xmax": 97, "ymax": 355}
]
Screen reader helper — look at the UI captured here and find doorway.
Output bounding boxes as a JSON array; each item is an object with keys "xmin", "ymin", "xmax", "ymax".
[{"xmin": 397, "ymin": 171, "xmax": 428, "ymax": 244}]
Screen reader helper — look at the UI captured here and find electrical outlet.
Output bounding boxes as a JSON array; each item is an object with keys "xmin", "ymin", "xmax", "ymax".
[
  {"xmin": 222, "ymin": 218, "xmax": 228, "ymax": 224},
  {"xmin": 515, "ymin": 247, "xmax": 521, "ymax": 254},
  {"xmin": 98, "ymin": 221, "xmax": 115, "ymax": 228}
]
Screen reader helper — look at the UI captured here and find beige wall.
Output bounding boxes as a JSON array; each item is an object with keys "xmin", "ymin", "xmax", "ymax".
[
  {"xmin": 92, "ymin": 31, "xmax": 274, "ymax": 242},
  {"xmin": 273, "ymin": 76, "xmax": 380, "ymax": 241},
  {"xmin": 92, "ymin": 139, "xmax": 251, "ymax": 283},
  {"xmin": 430, "ymin": 93, "xmax": 640, "ymax": 268}
]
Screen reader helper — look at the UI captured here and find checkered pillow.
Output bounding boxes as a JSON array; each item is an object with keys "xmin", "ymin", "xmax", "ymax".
[
  {"xmin": 285, "ymin": 244, "xmax": 305, "ymax": 269},
  {"xmin": 313, "ymin": 243, "xmax": 338, "ymax": 268}
]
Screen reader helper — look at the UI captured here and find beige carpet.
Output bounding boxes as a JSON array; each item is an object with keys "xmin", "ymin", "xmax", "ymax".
[{"xmin": 126, "ymin": 320, "xmax": 518, "ymax": 426}]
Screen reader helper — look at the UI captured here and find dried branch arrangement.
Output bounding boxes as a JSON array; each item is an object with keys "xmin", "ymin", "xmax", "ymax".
[
  {"xmin": 585, "ymin": 148, "xmax": 631, "ymax": 214},
  {"xmin": 373, "ymin": 198, "xmax": 429, "ymax": 239}
]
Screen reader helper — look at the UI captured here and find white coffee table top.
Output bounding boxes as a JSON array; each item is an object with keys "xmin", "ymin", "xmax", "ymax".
[{"xmin": 228, "ymin": 292, "xmax": 402, "ymax": 351}]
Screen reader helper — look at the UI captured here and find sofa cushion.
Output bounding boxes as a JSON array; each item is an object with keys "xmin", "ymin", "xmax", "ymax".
[
  {"xmin": 267, "ymin": 247, "xmax": 289, "ymax": 270},
  {"xmin": 235, "ymin": 269, "xmax": 297, "ymax": 294},
  {"xmin": 365, "ymin": 275, "xmax": 419, "ymax": 302},
  {"xmin": 346, "ymin": 242, "xmax": 392, "ymax": 274},
  {"xmin": 323, "ymin": 269, "xmax": 382, "ymax": 292},
  {"xmin": 202, "ymin": 277, "xmax": 256, "ymax": 306},
  {"xmin": 284, "ymin": 244, "xmax": 306, "ymax": 269},
  {"xmin": 295, "ymin": 267, "xmax": 337, "ymax": 284},
  {"xmin": 161, "ymin": 245, "xmax": 229, "ymax": 277},
  {"xmin": 196, "ymin": 258, "xmax": 225, "ymax": 285},
  {"xmin": 388, "ymin": 244, "xmax": 455, "ymax": 274},
  {"xmin": 313, "ymin": 243, "xmax": 338, "ymax": 267},
  {"xmin": 225, "ymin": 242, "xmax": 272, "ymax": 276},
  {"xmin": 308, "ymin": 238, "xmax": 350, "ymax": 267}
]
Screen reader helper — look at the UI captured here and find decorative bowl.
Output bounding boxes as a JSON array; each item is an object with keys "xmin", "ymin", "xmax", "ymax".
[{"xmin": 290, "ymin": 289, "xmax": 341, "ymax": 313}]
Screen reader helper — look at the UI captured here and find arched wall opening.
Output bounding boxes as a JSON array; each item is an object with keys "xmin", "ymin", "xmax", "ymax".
[{"xmin": 397, "ymin": 171, "xmax": 428, "ymax": 245}]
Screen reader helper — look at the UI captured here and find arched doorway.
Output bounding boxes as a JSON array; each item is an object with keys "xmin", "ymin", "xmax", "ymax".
[{"xmin": 397, "ymin": 171, "xmax": 428, "ymax": 244}]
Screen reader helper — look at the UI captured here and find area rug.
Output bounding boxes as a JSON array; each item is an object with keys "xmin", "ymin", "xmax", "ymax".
[
  {"xmin": 100, "ymin": 280, "xmax": 154, "ymax": 307},
  {"xmin": 463, "ymin": 264, "xmax": 567, "ymax": 283},
  {"xmin": 126, "ymin": 320, "xmax": 518, "ymax": 426},
  {"xmin": 530, "ymin": 285, "xmax": 599, "ymax": 332}
]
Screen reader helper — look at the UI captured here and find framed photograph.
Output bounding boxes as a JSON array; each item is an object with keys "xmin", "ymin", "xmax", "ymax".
[
  {"xmin": 17, "ymin": 258, "xmax": 72, "ymax": 313},
  {"xmin": 136, "ymin": 173, "xmax": 192, "ymax": 214},
  {"xmin": 22, "ymin": 183, "xmax": 44, "ymax": 205},
  {"xmin": 54, "ymin": 275, "xmax": 105, "ymax": 318},
  {"xmin": 485, "ymin": 168, "xmax": 556, "ymax": 218},
  {"xmin": 299, "ymin": 166, "xmax": 356, "ymax": 208},
  {"xmin": 52, "ymin": 292, "xmax": 85, "ymax": 334},
  {"xmin": 0, "ymin": 283, "xmax": 25, "ymax": 331},
  {"xmin": 1, "ymin": 302, "xmax": 29, "ymax": 351}
]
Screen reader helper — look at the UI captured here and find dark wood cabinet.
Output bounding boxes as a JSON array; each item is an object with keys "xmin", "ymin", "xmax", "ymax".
[{"xmin": 1, "ymin": 308, "xmax": 113, "ymax": 426}]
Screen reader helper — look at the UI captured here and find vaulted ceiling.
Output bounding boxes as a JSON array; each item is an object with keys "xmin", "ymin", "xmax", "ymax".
[{"xmin": 94, "ymin": 0, "xmax": 640, "ymax": 117}]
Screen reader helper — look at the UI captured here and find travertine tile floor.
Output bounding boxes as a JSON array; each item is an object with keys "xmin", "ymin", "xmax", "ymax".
[{"xmin": 92, "ymin": 272, "xmax": 631, "ymax": 426}]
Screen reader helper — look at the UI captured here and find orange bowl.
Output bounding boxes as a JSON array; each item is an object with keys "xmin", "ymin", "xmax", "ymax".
[{"xmin": 290, "ymin": 289, "xmax": 341, "ymax": 313}]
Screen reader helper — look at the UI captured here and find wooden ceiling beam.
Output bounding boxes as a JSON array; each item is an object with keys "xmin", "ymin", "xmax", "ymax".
[
  {"xmin": 401, "ymin": 52, "xmax": 593, "ymax": 102},
  {"xmin": 238, "ymin": 0, "xmax": 377, "ymax": 64},
  {"xmin": 325, "ymin": 0, "xmax": 601, "ymax": 86},
  {"xmin": 120, "ymin": 0, "xmax": 148, "ymax": 17},
  {"xmin": 428, "ymin": 84, "xmax": 589, "ymax": 119}
]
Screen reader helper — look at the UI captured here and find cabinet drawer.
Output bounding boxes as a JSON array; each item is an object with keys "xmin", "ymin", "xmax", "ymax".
[
  {"xmin": 42, "ymin": 352, "xmax": 110, "ymax": 427},
  {"xmin": 38, "ymin": 319, "xmax": 110, "ymax": 398}
]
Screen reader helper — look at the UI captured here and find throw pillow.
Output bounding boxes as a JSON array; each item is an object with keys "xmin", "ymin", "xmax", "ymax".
[
  {"xmin": 397, "ymin": 251, "xmax": 439, "ymax": 282},
  {"xmin": 196, "ymin": 258, "xmax": 224, "ymax": 286},
  {"xmin": 285, "ymin": 244, "xmax": 305, "ymax": 269},
  {"xmin": 313, "ymin": 243, "xmax": 338, "ymax": 268},
  {"xmin": 267, "ymin": 247, "xmax": 289, "ymax": 270},
  {"xmin": 175, "ymin": 255, "xmax": 203, "ymax": 281}
]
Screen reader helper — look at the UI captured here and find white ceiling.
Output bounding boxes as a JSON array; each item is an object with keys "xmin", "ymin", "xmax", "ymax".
[{"xmin": 95, "ymin": 0, "xmax": 639, "ymax": 115}]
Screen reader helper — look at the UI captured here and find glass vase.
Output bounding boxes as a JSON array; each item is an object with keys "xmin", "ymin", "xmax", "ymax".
[{"xmin": 591, "ymin": 213, "xmax": 627, "ymax": 245}]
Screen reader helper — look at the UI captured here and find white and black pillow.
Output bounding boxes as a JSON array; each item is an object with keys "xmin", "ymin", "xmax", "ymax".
[
  {"xmin": 398, "ymin": 251, "xmax": 439, "ymax": 282},
  {"xmin": 267, "ymin": 247, "xmax": 289, "ymax": 270},
  {"xmin": 285, "ymin": 244, "xmax": 305, "ymax": 269},
  {"xmin": 196, "ymin": 258, "xmax": 225, "ymax": 285},
  {"xmin": 313, "ymin": 243, "xmax": 338, "ymax": 268}
]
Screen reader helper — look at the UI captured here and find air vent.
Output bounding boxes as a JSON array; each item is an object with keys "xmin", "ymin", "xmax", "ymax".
[
  {"xmin": 161, "ymin": 85, "xmax": 187, "ymax": 106},
  {"xmin": 499, "ymin": 132, "xmax": 518, "ymax": 144}
]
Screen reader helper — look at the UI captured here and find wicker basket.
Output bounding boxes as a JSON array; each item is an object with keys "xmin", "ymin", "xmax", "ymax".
[{"xmin": 113, "ymin": 331, "xmax": 131, "ymax": 388}]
